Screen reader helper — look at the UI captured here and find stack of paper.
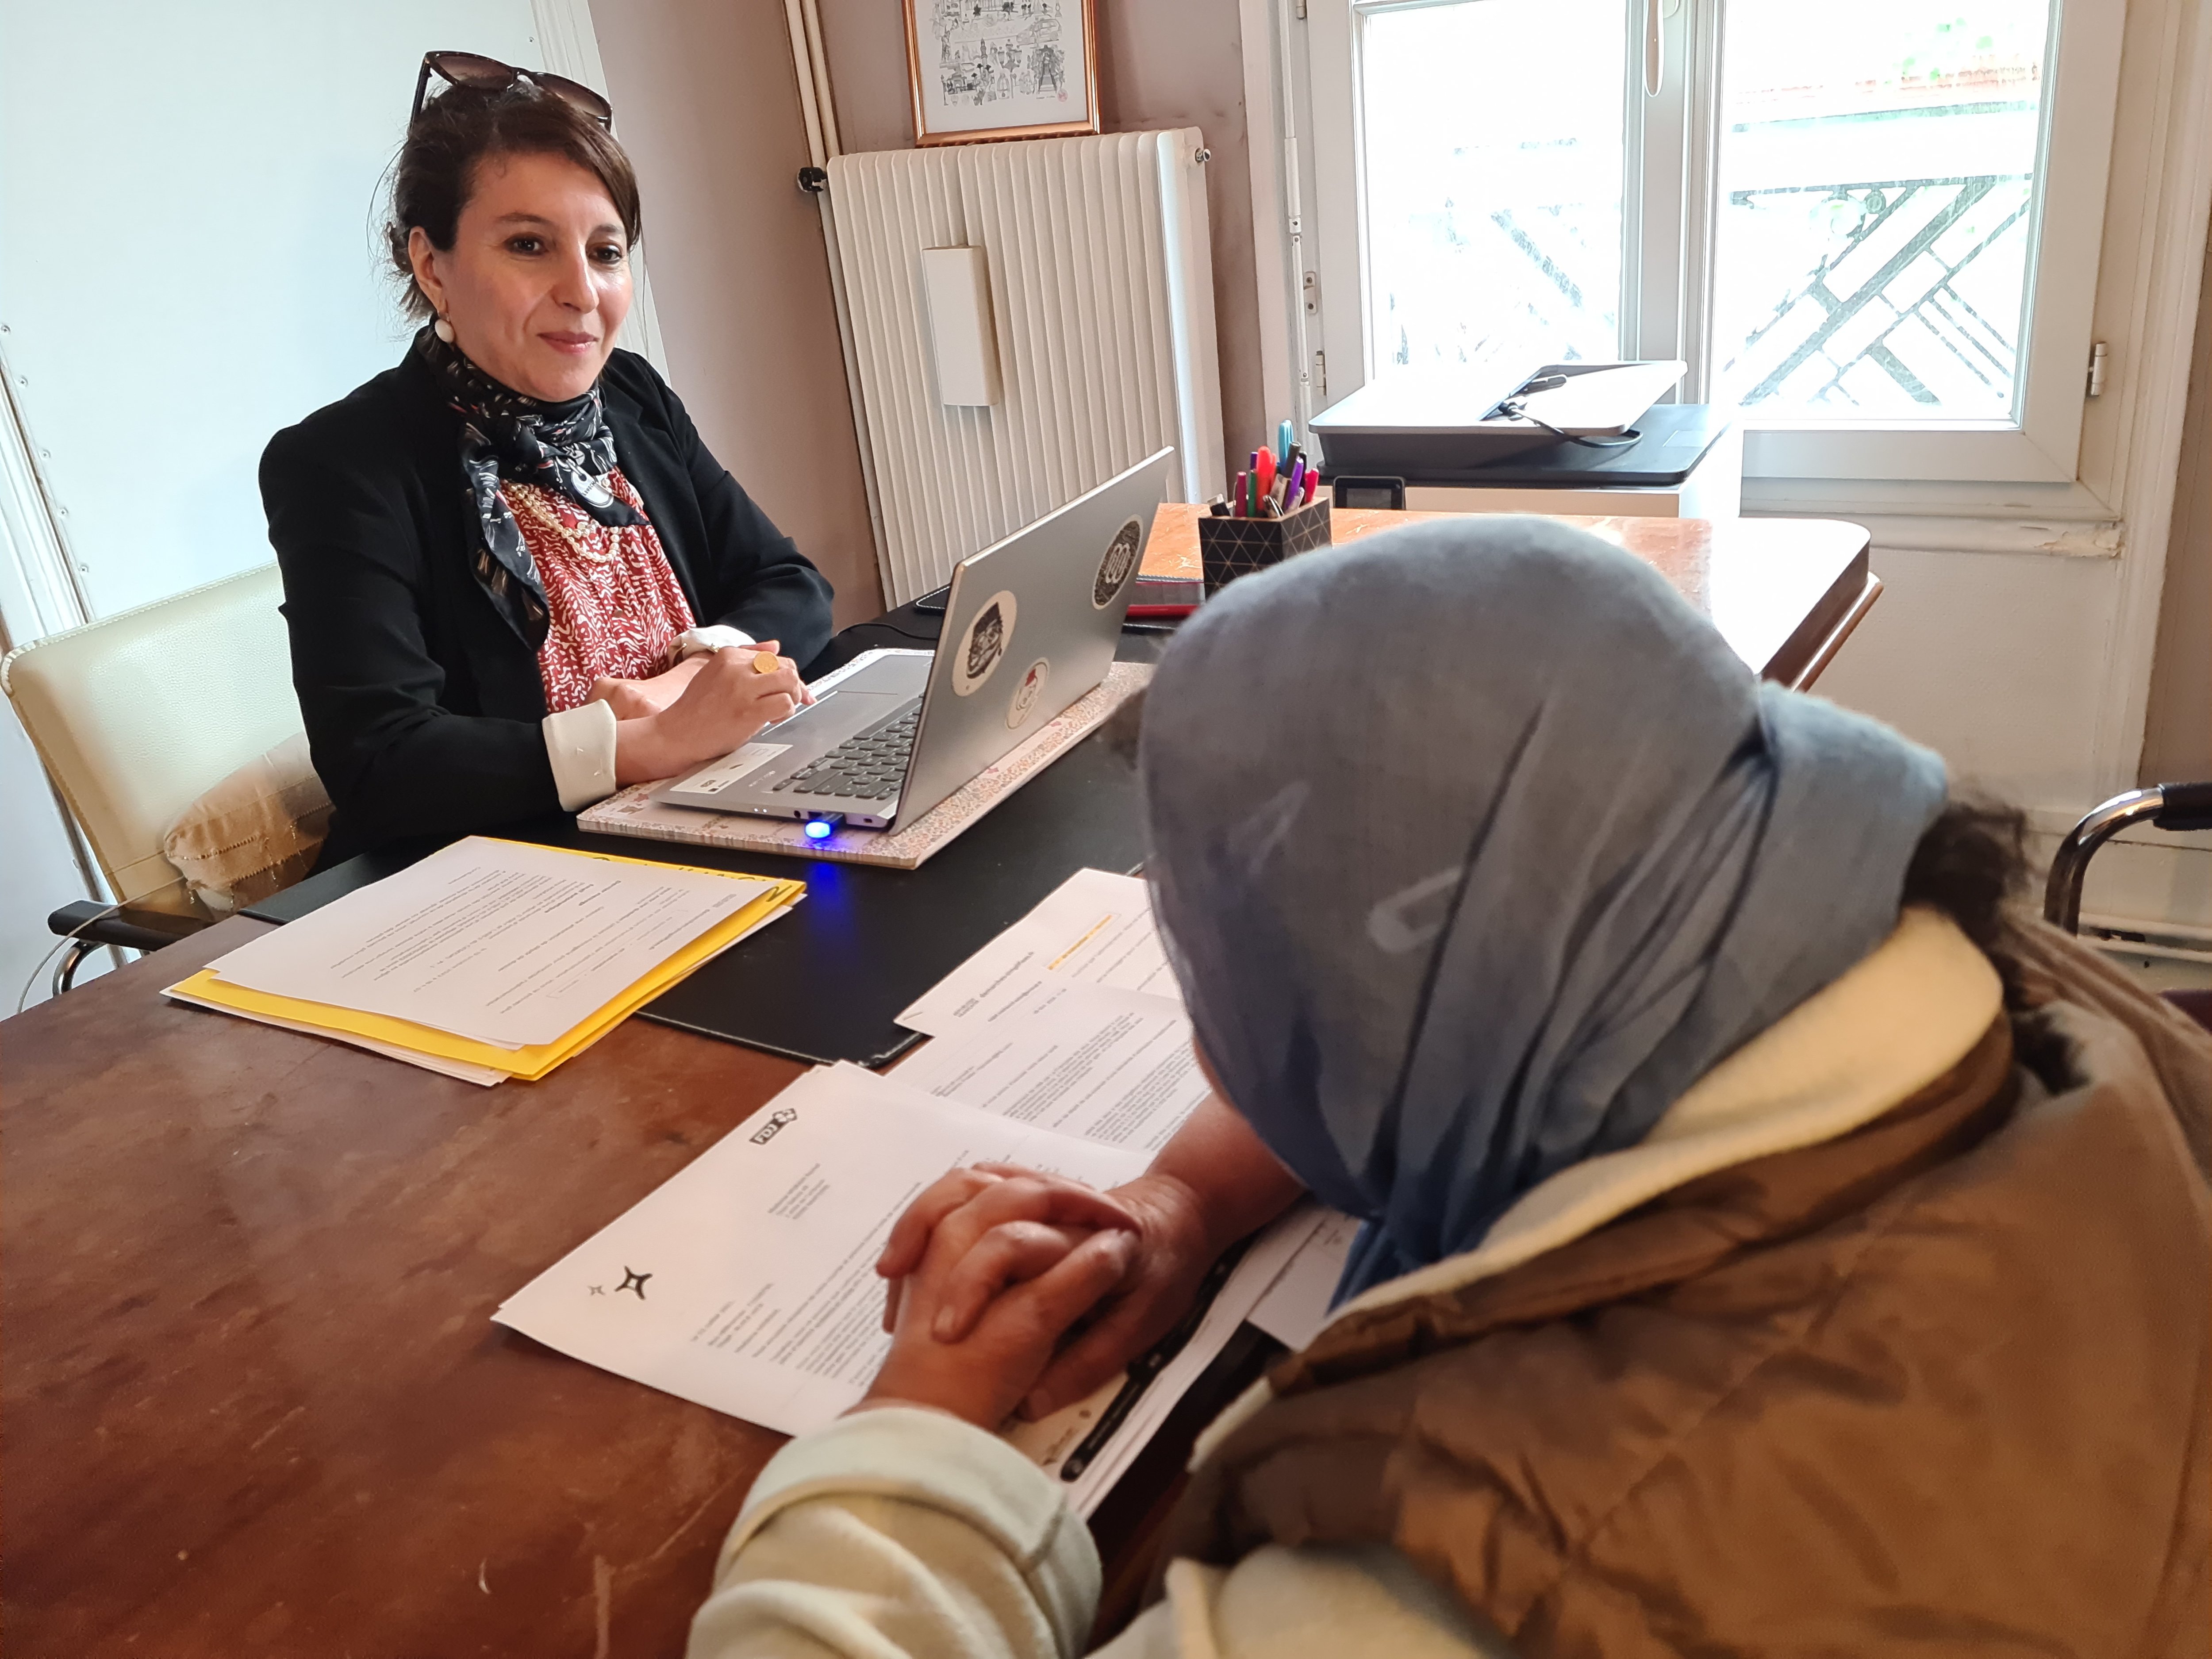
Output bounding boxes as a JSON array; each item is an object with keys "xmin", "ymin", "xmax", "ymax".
[
  {"xmin": 892, "ymin": 866, "xmax": 1359, "ymax": 1352},
  {"xmin": 495, "ymin": 1065, "xmax": 1144, "ymax": 1437},
  {"xmin": 495, "ymin": 866, "xmax": 1361, "ymax": 1513},
  {"xmin": 165, "ymin": 837, "xmax": 804, "ymax": 1085},
  {"xmin": 493, "ymin": 1060, "xmax": 1325, "ymax": 1513},
  {"xmin": 891, "ymin": 867, "xmax": 1205, "ymax": 1152}
]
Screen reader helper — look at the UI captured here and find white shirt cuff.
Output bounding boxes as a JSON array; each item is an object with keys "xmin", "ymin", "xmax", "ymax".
[
  {"xmin": 543, "ymin": 699, "xmax": 619, "ymax": 812},
  {"xmin": 675, "ymin": 624, "xmax": 757, "ymax": 661}
]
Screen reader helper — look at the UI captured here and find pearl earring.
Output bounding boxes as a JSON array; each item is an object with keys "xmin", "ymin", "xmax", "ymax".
[{"xmin": 434, "ymin": 315, "xmax": 456, "ymax": 345}]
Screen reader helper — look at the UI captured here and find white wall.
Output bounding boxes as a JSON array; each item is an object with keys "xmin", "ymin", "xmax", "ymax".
[
  {"xmin": 1805, "ymin": 540, "xmax": 2211, "ymax": 931},
  {"xmin": 0, "ymin": 0, "xmax": 549, "ymax": 1005},
  {"xmin": 1813, "ymin": 546, "xmax": 2121, "ymax": 811},
  {"xmin": 0, "ymin": 1, "xmax": 544, "ymax": 618},
  {"xmin": 2142, "ymin": 224, "xmax": 2212, "ymax": 787},
  {"xmin": 586, "ymin": 0, "xmax": 885, "ymax": 626},
  {"xmin": 0, "ymin": 697, "xmax": 111, "ymax": 1007}
]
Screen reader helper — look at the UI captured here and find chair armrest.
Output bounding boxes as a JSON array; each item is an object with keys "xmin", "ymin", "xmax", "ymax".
[
  {"xmin": 47, "ymin": 901, "xmax": 212, "ymax": 955},
  {"xmin": 2151, "ymin": 781, "xmax": 2212, "ymax": 833}
]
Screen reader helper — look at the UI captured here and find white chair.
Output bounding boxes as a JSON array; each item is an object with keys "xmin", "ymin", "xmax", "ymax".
[{"xmin": 2, "ymin": 563, "xmax": 303, "ymax": 989}]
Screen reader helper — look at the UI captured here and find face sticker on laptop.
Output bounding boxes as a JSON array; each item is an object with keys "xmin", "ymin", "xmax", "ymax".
[
  {"xmin": 952, "ymin": 590, "xmax": 1017, "ymax": 696},
  {"xmin": 1006, "ymin": 658, "xmax": 1050, "ymax": 728},
  {"xmin": 1092, "ymin": 516, "xmax": 1145, "ymax": 608}
]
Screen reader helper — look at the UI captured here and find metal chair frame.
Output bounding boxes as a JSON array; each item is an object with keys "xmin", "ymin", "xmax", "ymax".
[{"xmin": 2043, "ymin": 781, "xmax": 2212, "ymax": 934}]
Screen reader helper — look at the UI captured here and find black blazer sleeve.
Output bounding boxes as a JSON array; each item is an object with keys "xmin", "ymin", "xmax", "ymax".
[
  {"xmin": 605, "ymin": 353, "xmax": 836, "ymax": 667},
  {"xmin": 260, "ymin": 424, "xmax": 561, "ymax": 852}
]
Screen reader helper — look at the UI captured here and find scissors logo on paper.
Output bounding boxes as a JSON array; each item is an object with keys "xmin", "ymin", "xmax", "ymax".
[
  {"xmin": 750, "ymin": 1107, "xmax": 799, "ymax": 1144},
  {"xmin": 617, "ymin": 1267, "xmax": 652, "ymax": 1300}
]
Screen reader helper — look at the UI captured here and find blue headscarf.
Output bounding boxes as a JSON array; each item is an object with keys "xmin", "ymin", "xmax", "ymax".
[{"xmin": 1140, "ymin": 517, "xmax": 1947, "ymax": 1300}]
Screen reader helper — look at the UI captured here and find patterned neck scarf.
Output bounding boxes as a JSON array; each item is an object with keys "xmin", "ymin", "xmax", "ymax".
[{"xmin": 415, "ymin": 325, "xmax": 645, "ymax": 648}]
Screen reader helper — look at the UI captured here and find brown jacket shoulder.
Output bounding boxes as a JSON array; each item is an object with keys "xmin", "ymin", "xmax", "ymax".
[{"xmin": 1166, "ymin": 933, "xmax": 2212, "ymax": 1658}]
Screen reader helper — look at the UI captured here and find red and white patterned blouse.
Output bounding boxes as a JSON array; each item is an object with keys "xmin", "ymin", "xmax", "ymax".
[{"xmin": 504, "ymin": 469, "xmax": 697, "ymax": 713}]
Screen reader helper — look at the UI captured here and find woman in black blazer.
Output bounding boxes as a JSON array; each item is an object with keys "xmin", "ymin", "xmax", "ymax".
[{"xmin": 262, "ymin": 58, "xmax": 833, "ymax": 865}]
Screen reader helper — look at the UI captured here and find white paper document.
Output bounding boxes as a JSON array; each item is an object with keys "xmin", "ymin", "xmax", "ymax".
[
  {"xmin": 207, "ymin": 837, "xmax": 780, "ymax": 1048},
  {"xmin": 898, "ymin": 868, "xmax": 1179, "ymax": 1036},
  {"xmin": 1009, "ymin": 1204, "xmax": 1329, "ymax": 1512},
  {"xmin": 159, "ymin": 985, "xmax": 510, "ymax": 1086},
  {"xmin": 890, "ymin": 981, "xmax": 1208, "ymax": 1153},
  {"xmin": 494, "ymin": 1064, "xmax": 1150, "ymax": 1440},
  {"xmin": 162, "ymin": 900, "xmax": 800, "ymax": 1087},
  {"xmin": 1247, "ymin": 1206, "xmax": 1363, "ymax": 1352},
  {"xmin": 497, "ymin": 864, "xmax": 1344, "ymax": 1517}
]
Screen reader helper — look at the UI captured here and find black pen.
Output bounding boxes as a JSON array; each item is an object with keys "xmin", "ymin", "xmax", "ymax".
[{"xmin": 1058, "ymin": 1240, "xmax": 1249, "ymax": 1481}]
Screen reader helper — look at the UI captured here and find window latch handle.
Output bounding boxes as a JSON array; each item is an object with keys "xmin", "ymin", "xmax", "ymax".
[{"xmin": 1644, "ymin": 0, "xmax": 1664, "ymax": 96}]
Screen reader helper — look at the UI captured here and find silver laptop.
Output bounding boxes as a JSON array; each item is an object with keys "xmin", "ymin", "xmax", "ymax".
[{"xmin": 658, "ymin": 448, "xmax": 1173, "ymax": 830}]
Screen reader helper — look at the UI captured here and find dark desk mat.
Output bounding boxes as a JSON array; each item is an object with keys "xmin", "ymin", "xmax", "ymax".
[{"xmin": 248, "ymin": 618, "xmax": 1167, "ymax": 1068}]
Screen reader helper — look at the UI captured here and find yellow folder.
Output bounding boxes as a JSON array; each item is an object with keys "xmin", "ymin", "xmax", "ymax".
[{"xmin": 168, "ymin": 841, "xmax": 804, "ymax": 1081}]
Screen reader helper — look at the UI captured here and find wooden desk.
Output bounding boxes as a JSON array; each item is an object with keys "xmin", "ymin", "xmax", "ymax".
[
  {"xmin": 3, "ymin": 517, "xmax": 1880, "ymax": 1654},
  {"xmin": 1142, "ymin": 506, "xmax": 1879, "ymax": 689},
  {"xmin": 6, "ymin": 919, "xmax": 806, "ymax": 1655}
]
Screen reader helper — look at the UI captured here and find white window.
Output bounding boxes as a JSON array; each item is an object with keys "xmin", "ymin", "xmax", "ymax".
[{"xmin": 1279, "ymin": 0, "xmax": 2126, "ymax": 486}]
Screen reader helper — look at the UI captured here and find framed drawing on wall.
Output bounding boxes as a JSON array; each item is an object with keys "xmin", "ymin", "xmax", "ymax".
[{"xmin": 906, "ymin": 0, "xmax": 1100, "ymax": 146}]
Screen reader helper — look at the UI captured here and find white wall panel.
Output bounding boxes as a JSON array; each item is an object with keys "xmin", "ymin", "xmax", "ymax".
[
  {"xmin": 0, "ymin": 0, "xmax": 546, "ymax": 1005},
  {"xmin": 1812, "ymin": 544, "xmax": 2121, "ymax": 814},
  {"xmin": 0, "ymin": 0, "xmax": 545, "ymax": 622}
]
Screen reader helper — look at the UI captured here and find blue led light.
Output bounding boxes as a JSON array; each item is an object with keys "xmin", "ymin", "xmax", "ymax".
[{"xmin": 804, "ymin": 819, "xmax": 834, "ymax": 840}]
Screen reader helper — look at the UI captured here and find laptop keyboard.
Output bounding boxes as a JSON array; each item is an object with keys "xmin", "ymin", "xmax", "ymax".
[{"xmin": 772, "ymin": 703, "xmax": 920, "ymax": 801}]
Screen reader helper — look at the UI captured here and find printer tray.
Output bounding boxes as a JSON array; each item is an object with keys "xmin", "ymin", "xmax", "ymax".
[
  {"xmin": 1394, "ymin": 403, "xmax": 1733, "ymax": 489},
  {"xmin": 1312, "ymin": 359, "xmax": 1686, "ymax": 474}
]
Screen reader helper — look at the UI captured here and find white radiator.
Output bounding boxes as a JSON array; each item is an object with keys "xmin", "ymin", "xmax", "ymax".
[{"xmin": 825, "ymin": 129, "xmax": 1224, "ymax": 605}]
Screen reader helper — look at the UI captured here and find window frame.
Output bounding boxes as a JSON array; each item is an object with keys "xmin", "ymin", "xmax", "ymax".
[{"xmin": 1286, "ymin": 0, "xmax": 2129, "ymax": 487}]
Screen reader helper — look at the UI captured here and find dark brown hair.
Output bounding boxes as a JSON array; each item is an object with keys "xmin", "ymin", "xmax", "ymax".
[
  {"xmin": 384, "ymin": 82, "xmax": 643, "ymax": 320},
  {"xmin": 1106, "ymin": 688, "xmax": 2077, "ymax": 1087},
  {"xmin": 1900, "ymin": 799, "xmax": 2078, "ymax": 1089}
]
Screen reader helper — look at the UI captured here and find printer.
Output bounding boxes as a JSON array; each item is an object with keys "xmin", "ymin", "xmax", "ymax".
[{"xmin": 1310, "ymin": 357, "xmax": 1738, "ymax": 513}]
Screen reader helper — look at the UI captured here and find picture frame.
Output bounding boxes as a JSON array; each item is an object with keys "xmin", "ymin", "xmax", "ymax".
[{"xmin": 905, "ymin": 0, "xmax": 1101, "ymax": 147}]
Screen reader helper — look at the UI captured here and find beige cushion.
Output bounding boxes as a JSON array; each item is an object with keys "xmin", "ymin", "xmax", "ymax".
[
  {"xmin": 1, "ymin": 564, "xmax": 300, "ymax": 907},
  {"xmin": 160, "ymin": 733, "xmax": 332, "ymax": 914}
]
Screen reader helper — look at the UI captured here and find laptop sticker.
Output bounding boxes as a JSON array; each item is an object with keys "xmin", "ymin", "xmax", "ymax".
[
  {"xmin": 1007, "ymin": 658, "xmax": 1050, "ymax": 727},
  {"xmin": 952, "ymin": 590, "xmax": 1017, "ymax": 696},
  {"xmin": 1093, "ymin": 516, "xmax": 1145, "ymax": 608}
]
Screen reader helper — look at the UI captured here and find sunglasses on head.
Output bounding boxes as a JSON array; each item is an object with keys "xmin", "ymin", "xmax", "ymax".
[{"xmin": 411, "ymin": 51, "xmax": 614, "ymax": 130}]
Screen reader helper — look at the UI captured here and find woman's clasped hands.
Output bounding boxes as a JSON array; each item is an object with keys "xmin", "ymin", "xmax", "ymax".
[
  {"xmin": 602, "ymin": 640, "xmax": 813, "ymax": 786},
  {"xmin": 858, "ymin": 1163, "xmax": 1232, "ymax": 1429}
]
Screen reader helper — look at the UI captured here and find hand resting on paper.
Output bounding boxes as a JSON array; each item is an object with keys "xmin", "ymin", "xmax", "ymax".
[
  {"xmin": 872, "ymin": 1091, "xmax": 1309, "ymax": 1423},
  {"xmin": 858, "ymin": 1167, "xmax": 1140, "ymax": 1428}
]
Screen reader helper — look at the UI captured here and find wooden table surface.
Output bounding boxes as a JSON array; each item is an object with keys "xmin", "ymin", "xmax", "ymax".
[
  {"xmin": 4, "ymin": 513, "xmax": 1879, "ymax": 1655},
  {"xmin": 6, "ymin": 918, "xmax": 809, "ymax": 1656},
  {"xmin": 1142, "ymin": 505, "xmax": 1877, "ymax": 688}
]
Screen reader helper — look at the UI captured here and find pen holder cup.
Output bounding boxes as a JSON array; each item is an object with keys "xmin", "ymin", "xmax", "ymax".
[{"xmin": 1198, "ymin": 499, "xmax": 1333, "ymax": 596}]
